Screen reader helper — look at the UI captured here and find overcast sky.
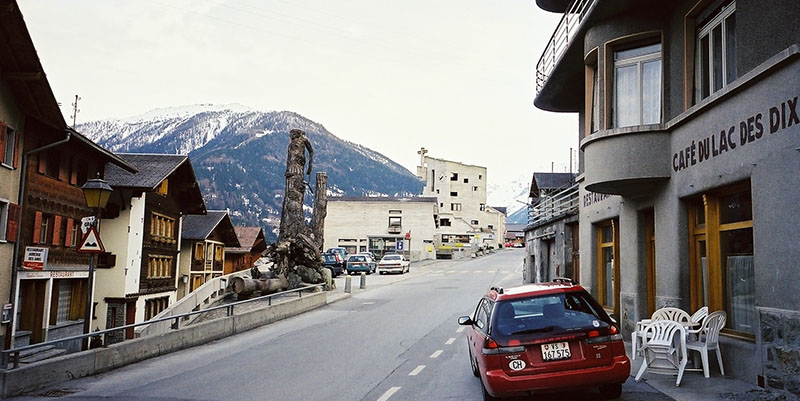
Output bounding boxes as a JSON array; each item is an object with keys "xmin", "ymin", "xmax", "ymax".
[{"xmin": 20, "ymin": 0, "xmax": 577, "ymax": 189}]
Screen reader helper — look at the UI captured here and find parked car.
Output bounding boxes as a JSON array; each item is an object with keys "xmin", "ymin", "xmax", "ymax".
[
  {"xmin": 513, "ymin": 242, "xmax": 524, "ymax": 248},
  {"xmin": 458, "ymin": 279, "xmax": 630, "ymax": 400},
  {"xmin": 321, "ymin": 252, "xmax": 344, "ymax": 277},
  {"xmin": 377, "ymin": 254, "xmax": 410, "ymax": 274},
  {"xmin": 326, "ymin": 247, "xmax": 349, "ymax": 268},
  {"xmin": 357, "ymin": 251, "xmax": 377, "ymax": 260},
  {"xmin": 504, "ymin": 242, "xmax": 514, "ymax": 248},
  {"xmin": 345, "ymin": 254, "xmax": 375, "ymax": 275}
]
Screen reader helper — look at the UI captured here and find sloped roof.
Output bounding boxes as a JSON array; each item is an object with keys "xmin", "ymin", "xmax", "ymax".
[
  {"xmin": 227, "ymin": 226, "xmax": 266, "ymax": 254},
  {"xmin": 181, "ymin": 210, "xmax": 240, "ymax": 246},
  {"xmin": 530, "ymin": 172, "xmax": 576, "ymax": 198},
  {"xmin": 105, "ymin": 154, "xmax": 187, "ymax": 190},
  {"xmin": 491, "ymin": 206, "xmax": 507, "ymax": 215},
  {"xmin": 506, "ymin": 224, "xmax": 527, "ymax": 233}
]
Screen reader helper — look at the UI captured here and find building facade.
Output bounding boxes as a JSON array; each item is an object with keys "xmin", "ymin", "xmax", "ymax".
[
  {"xmin": 415, "ymin": 148, "xmax": 504, "ymax": 256},
  {"xmin": 224, "ymin": 226, "xmax": 267, "ymax": 274},
  {"xmin": 323, "ymin": 197, "xmax": 438, "ymax": 261},
  {"xmin": 96, "ymin": 154, "xmax": 206, "ymax": 343},
  {"xmin": 532, "ymin": 0, "xmax": 800, "ymax": 393}
]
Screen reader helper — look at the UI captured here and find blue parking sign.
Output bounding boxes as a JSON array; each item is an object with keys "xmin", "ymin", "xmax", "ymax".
[{"xmin": 396, "ymin": 240, "xmax": 404, "ymax": 251}]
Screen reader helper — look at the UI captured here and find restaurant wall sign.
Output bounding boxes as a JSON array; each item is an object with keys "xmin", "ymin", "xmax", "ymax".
[{"xmin": 672, "ymin": 96, "xmax": 798, "ymax": 172}]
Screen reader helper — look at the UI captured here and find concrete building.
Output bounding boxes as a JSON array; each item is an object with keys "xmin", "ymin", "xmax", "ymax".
[
  {"xmin": 97, "ymin": 154, "xmax": 206, "ymax": 343},
  {"xmin": 531, "ymin": 0, "xmax": 800, "ymax": 394},
  {"xmin": 323, "ymin": 197, "xmax": 438, "ymax": 261},
  {"xmin": 415, "ymin": 148, "xmax": 504, "ymax": 256}
]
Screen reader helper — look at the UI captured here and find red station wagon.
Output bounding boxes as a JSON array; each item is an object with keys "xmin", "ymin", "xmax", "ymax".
[{"xmin": 458, "ymin": 279, "xmax": 630, "ymax": 400}]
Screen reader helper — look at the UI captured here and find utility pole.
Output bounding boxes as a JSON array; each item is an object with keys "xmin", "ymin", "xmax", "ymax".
[{"xmin": 71, "ymin": 95, "xmax": 81, "ymax": 128}]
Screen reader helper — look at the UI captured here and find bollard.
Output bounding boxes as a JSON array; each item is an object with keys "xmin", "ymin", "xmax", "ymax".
[
  {"xmin": 344, "ymin": 275, "xmax": 352, "ymax": 293},
  {"xmin": 360, "ymin": 272, "xmax": 367, "ymax": 289}
]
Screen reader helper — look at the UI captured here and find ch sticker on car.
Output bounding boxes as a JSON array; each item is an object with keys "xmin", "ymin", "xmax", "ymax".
[{"xmin": 508, "ymin": 359, "xmax": 526, "ymax": 371}]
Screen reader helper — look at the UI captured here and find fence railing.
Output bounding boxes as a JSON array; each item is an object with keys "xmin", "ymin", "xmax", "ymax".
[
  {"xmin": 528, "ymin": 183, "xmax": 579, "ymax": 226},
  {"xmin": 1, "ymin": 284, "xmax": 324, "ymax": 370},
  {"xmin": 535, "ymin": 0, "xmax": 596, "ymax": 94}
]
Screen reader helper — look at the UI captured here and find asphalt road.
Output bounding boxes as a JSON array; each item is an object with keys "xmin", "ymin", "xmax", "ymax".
[{"xmin": 10, "ymin": 249, "xmax": 670, "ymax": 401}]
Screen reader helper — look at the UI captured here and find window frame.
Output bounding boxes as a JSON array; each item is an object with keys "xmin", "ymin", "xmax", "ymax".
[
  {"xmin": 596, "ymin": 219, "xmax": 620, "ymax": 315},
  {"xmin": 694, "ymin": 1, "xmax": 736, "ymax": 103},
  {"xmin": 388, "ymin": 216, "xmax": 402, "ymax": 227},
  {"xmin": 612, "ymin": 42, "xmax": 663, "ymax": 128}
]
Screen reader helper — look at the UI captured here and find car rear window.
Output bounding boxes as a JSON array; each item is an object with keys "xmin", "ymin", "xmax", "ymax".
[
  {"xmin": 322, "ymin": 254, "xmax": 336, "ymax": 263},
  {"xmin": 491, "ymin": 291, "xmax": 611, "ymax": 337},
  {"xmin": 383, "ymin": 255, "xmax": 401, "ymax": 261},
  {"xmin": 348, "ymin": 256, "xmax": 366, "ymax": 262}
]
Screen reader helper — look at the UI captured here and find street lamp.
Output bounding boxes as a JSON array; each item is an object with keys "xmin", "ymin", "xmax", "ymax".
[{"xmin": 80, "ymin": 176, "xmax": 112, "ymax": 350}]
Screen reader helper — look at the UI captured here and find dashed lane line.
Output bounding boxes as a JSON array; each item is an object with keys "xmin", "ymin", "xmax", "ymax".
[
  {"xmin": 409, "ymin": 365, "xmax": 426, "ymax": 376},
  {"xmin": 430, "ymin": 350, "xmax": 443, "ymax": 358},
  {"xmin": 376, "ymin": 386, "xmax": 401, "ymax": 401},
  {"xmin": 445, "ymin": 337, "xmax": 456, "ymax": 345},
  {"xmin": 456, "ymin": 327, "xmax": 465, "ymax": 333}
]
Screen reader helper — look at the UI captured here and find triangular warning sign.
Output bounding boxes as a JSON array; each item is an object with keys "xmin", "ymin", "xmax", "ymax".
[{"xmin": 78, "ymin": 226, "xmax": 105, "ymax": 253}]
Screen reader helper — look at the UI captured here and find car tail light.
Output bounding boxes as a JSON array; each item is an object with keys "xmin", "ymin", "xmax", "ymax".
[
  {"xmin": 482, "ymin": 337, "xmax": 525, "ymax": 355},
  {"xmin": 589, "ymin": 330, "xmax": 600, "ymax": 338}
]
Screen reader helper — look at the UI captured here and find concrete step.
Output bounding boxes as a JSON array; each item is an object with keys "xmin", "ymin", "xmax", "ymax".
[{"xmin": 19, "ymin": 346, "xmax": 67, "ymax": 364}]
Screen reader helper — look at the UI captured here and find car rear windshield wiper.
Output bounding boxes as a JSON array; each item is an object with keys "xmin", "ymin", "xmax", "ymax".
[{"xmin": 511, "ymin": 325, "xmax": 558, "ymax": 335}]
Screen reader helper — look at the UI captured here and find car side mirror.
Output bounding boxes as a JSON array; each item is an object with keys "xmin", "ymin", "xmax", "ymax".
[{"xmin": 458, "ymin": 316, "xmax": 473, "ymax": 326}]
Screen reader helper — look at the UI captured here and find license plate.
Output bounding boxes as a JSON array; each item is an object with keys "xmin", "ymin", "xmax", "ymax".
[{"xmin": 541, "ymin": 341, "xmax": 571, "ymax": 361}]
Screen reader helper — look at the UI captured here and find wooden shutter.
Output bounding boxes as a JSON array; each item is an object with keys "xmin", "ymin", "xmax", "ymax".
[
  {"xmin": 0, "ymin": 123, "xmax": 6, "ymax": 163},
  {"xmin": 58, "ymin": 157, "xmax": 69, "ymax": 181},
  {"xmin": 5, "ymin": 203, "xmax": 21, "ymax": 242},
  {"xmin": 37, "ymin": 153, "xmax": 47, "ymax": 174},
  {"xmin": 33, "ymin": 211, "xmax": 42, "ymax": 244},
  {"xmin": 53, "ymin": 215, "xmax": 62, "ymax": 246},
  {"xmin": 65, "ymin": 218, "xmax": 74, "ymax": 247},
  {"xmin": 69, "ymin": 159, "xmax": 78, "ymax": 185},
  {"xmin": 12, "ymin": 127, "xmax": 19, "ymax": 168}
]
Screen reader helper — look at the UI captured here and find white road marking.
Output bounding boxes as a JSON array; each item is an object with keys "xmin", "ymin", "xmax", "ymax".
[
  {"xmin": 456, "ymin": 327, "xmax": 465, "ymax": 333},
  {"xmin": 377, "ymin": 386, "xmax": 401, "ymax": 401},
  {"xmin": 430, "ymin": 350, "xmax": 443, "ymax": 358},
  {"xmin": 447, "ymin": 270, "xmax": 455, "ymax": 273},
  {"xmin": 409, "ymin": 365, "xmax": 426, "ymax": 376},
  {"xmin": 473, "ymin": 271, "xmax": 482, "ymax": 274},
  {"xmin": 429, "ymin": 273, "xmax": 443, "ymax": 276},
  {"xmin": 445, "ymin": 338, "xmax": 456, "ymax": 345},
  {"xmin": 363, "ymin": 302, "xmax": 375, "ymax": 305}
]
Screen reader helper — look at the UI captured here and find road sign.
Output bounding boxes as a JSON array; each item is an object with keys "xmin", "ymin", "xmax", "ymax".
[
  {"xmin": 78, "ymin": 226, "xmax": 105, "ymax": 253},
  {"xmin": 396, "ymin": 240, "xmax": 404, "ymax": 251},
  {"xmin": 81, "ymin": 216, "xmax": 96, "ymax": 234}
]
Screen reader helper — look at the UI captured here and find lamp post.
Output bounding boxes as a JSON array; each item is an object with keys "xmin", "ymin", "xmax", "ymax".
[{"xmin": 80, "ymin": 176, "xmax": 112, "ymax": 350}]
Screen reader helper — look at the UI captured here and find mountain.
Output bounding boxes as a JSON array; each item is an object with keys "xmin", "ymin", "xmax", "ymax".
[
  {"xmin": 79, "ymin": 104, "xmax": 424, "ymax": 241},
  {"xmin": 487, "ymin": 174, "xmax": 531, "ymax": 225}
]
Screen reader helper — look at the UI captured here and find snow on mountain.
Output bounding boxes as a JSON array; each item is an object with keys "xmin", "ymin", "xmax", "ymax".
[{"xmin": 487, "ymin": 173, "xmax": 531, "ymax": 224}]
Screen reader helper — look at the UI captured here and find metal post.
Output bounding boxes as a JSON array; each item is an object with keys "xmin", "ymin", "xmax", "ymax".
[
  {"xmin": 344, "ymin": 275, "xmax": 352, "ymax": 293},
  {"xmin": 360, "ymin": 272, "xmax": 366, "ymax": 289},
  {"xmin": 83, "ymin": 252, "xmax": 96, "ymax": 351}
]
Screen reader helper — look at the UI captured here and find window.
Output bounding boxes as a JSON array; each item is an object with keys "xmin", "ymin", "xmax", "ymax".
[
  {"xmin": 440, "ymin": 218, "xmax": 451, "ymax": 227},
  {"xmin": 145, "ymin": 297, "xmax": 169, "ymax": 321},
  {"xmin": 451, "ymin": 203, "xmax": 462, "ymax": 211},
  {"xmin": 591, "ymin": 63, "xmax": 600, "ymax": 133},
  {"xmin": 388, "ymin": 209, "xmax": 402, "ymax": 214},
  {"xmin": 478, "ymin": 175, "xmax": 482, "ymax": 180},
  {"xmin": 0, "ymin": 123, "xmax": 17, "ymax": 167},
  {"xmin": 596, "ymin": 220, "xmax": 619, "ymax": 313},
  {"xmin": 463, "ymin": 178, "xmax": 469, "ymax": 183},
  {"xmin": 470, "ymin": 220, "xmax": 479, "ymax": 225},
  {"xmin": 69, "ymin": 219, "xmax": 79, "ymax": 247},
  {"xmin": 150, "ymin": 213, "xmax": 176, "ymax": 243},
  {"xmin": 33, "ymin": 212, "xmax": 55, "ymax": 245},
  {"xmin": 689, "ymin": 182, "xmax": 754, "ymax": 337},
  {"xmin": 450, "ymin": 191, "xmax": 458, "ymax": 197},
  {"xmin": 479, "ymin": 203, "xmax": 486, "ymax": 211},
  {"xmin": 147, "ymin": 255, "xmax": 174, "ymax": 279},
  {"xmin": 488, "ymin": 224, "xmax": 494, "ymax": 230},
  {"xmin": 474, "ymin": 299, "xmax": 492, "ymax": 331},
  {"xmin": 450, "ymin": 172, "xmax": 458, "ymax": 181},
  {"xmin": 388, "ymin": 216, "xmax": 402, "ymax": 227},
  {"xmin": 613, "ymin": 43, "xmax": 662, "ymax": 127},
  {"xmin": 696, "ymin": 1, "xmax": 736, "ymax": 102},
  {"xmin": 194, "ymin": 243, "xmax": 205, "ymax": 260},
  {"xmin": 472, "ymin": 186, "xmax": 478, "ymax": 192},
  {"xmin": 156, "ymin": 179, "xmax": 169, "ymax": 195},
  {"xmin": 0, "ymin": 200, "xmax": 8, "ymax": 241}
]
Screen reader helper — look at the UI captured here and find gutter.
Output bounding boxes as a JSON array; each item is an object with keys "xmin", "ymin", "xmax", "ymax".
[{"xmin": 4, "ymin": 130, "xmax": 71, "ymax": 350}]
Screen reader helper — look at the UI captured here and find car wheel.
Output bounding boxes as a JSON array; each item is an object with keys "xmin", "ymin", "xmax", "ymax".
[
  {"xmin": 468, "ymin": 345, "xmax": 479, "ymax": 377},
  {"xmin": 599, "ymin": 383, "xmax": 622, "ymax": 399},
  {"xmin": 481, "ymin": 378, "xmax": 500, "ymax": 401}
]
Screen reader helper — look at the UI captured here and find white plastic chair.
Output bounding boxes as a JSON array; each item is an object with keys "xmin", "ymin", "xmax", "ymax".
[
  {"xmin": 632, "ymin": 307, "xmax": 692, "ymax": 360},
  {"xmin": 634, "ymin": 320, "xmax": 688, "ymax": 386},
  {"xmin": 686, "ymin": 306, "xmax": 709, "ymax": 341},
  {"xmin": 690, "ymin": 306, "xmax": 709, "ymax": 324},
  {"xmin": 686, "ymin": 310, "xmax": 727, "ymax": 378}
]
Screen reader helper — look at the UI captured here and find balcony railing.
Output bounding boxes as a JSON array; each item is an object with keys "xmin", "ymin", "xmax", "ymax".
[
  {"xmin": 528, "ymin": 183, "xmax": 579, "ymax": 227},
  {"xmin": 535, "ymin": 0, "xmax": 595, "ymax": 94}
]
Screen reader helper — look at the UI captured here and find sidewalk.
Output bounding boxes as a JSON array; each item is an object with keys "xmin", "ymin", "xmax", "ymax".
[{"xmin": 625, "ymin": 341, "xmax": 788, "ymax": 401}]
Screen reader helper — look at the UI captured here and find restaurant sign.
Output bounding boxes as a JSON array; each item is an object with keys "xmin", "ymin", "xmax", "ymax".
[{"xmin": 23, "ymin": 247, "xmax": 49, "ymax": 270}]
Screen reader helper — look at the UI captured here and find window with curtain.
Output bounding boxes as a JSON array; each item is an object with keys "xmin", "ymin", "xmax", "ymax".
[
  {"xmin": 613, "ymin": 43, "xmax": 662, "ymax": 128},
  {"xmin": 696, "ymin": 1, "xmax": 736, "ymax": 102}
]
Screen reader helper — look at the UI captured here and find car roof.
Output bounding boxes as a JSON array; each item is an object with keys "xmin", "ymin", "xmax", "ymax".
[{"xmin": 487, "ymin": 281, "xmax": 585, "ymax": 301}]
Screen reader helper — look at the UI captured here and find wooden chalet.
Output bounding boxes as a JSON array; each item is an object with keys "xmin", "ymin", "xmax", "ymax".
[{"xmin": 224, "ymin": 226, "xmax": 267, "ymax": 274}]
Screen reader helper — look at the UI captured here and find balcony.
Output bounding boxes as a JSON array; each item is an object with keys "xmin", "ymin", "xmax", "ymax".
[
  {"xmin": 533, "ymin": 0, "xmax": 597, "ymax": 112},
  {"xmin": 580, "ymin": 126, "xmax": 670, "ymax": 196},
  {"xmin": 528, "ymin": 183, "xmax": 579, "ymax": 228},
  {"xmin": 387, "ymin": 225, "xmax": 402, "ymax": 234}
]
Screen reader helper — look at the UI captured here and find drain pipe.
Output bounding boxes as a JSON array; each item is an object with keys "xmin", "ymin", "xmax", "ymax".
[{"xmin": 4, "ymin": 130, "xmax": 72, "ymax": 351}]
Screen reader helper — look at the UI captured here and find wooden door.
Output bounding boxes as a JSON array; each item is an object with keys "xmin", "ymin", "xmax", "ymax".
[
  {"xmin": 19, "ymin": 280, "xmax": 47, "ymax": 344},
  {"xmin": 125, "ymin": 301, "xmax": 136, "ymax": 339}
]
